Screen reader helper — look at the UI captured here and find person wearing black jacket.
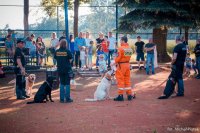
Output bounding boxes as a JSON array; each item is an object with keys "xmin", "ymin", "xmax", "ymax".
[
  {"xmin": 54, "ymin": 39, "xmax": 73, "ymax": 103},
  {"xmin": 14, "ymin": 40, "xmax": 30, "ymax": 100},
  {"xmin": 194, "ymin": 38, "xmax": 200, "ymax": 79}
]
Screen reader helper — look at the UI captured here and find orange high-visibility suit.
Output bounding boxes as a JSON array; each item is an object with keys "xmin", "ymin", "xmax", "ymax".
[{"xmin": 115, "ymin": 43, "xmax": 133, "ymax": 95}]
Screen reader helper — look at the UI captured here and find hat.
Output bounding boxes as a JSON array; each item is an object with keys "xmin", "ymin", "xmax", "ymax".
[{"xmin": 17, "ymin": 40, "xmax": 24, "ymax": 44}]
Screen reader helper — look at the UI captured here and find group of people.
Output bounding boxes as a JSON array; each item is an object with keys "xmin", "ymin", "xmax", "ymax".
[
  {"xmin": 7, "ymin": 28, "xmax": 200, "ymax": 101},
  {"xmin": 134, "ymin": 36, "xmax": 158, "ymax": 75}
]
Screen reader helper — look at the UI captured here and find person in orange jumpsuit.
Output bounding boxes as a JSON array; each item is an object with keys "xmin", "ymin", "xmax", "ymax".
[{"xmin": 114, "ymin": 36, "xmax": 134, "ymax": 101}]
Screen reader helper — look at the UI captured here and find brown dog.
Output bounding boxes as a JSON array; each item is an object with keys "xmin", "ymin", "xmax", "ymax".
[{"xmin": 25, "ymin": 74, "xmax": 36, "ymax": 96}]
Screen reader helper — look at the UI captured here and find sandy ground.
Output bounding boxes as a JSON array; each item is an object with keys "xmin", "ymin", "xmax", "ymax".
[{"xmin": 0, "ymin": 68, "xmax": 200, "ymax": 133}]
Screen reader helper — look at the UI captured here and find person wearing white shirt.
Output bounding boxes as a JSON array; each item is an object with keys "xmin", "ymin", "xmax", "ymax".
[
  {"xmin": 108, "ymin": 32, "xmax": 117, "ymax": 67},
  {"xmin": 85, "ymin": 32, "xmax": 91, "ymax": 68},
  {"xmin": 50, "ymin": 32, "xmax": 59, "ymax": 66}
]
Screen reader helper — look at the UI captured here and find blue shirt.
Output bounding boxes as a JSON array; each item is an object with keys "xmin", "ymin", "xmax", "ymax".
[
  {"xmin": 74, "ymin": 37, "xmax": 86, "ymax": 51},
  {"xmin": 88, "ymin": 45, "xmax": 93, "ymax": 55},
  {"xmin": 5, "ymin": 40, "xmax": 14, "ymax": 49},
  {"xmin": 69, "ymin": 41, "xmax": 74, "ymax": 53}
]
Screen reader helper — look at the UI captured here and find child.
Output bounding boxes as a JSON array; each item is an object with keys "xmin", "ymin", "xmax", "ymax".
[
  {"xmin": 96, "ymin": 46, "xmax": 104, "ymax": 71},
  {"xmin": 0, "ymin": 61, "xmax": 5, "ymax": 78},
  {"xmin": 185, "ymin": 53, "xmax": 192, "ymax": 77},
  {"xmin": 37, "ymin": 42, "xmax": 45, "ymax": 66},
  {"xmin": 80, "ymin": 46, "xmax": 86, "ymax": 71},
  {"xmin": 192, "ymin": 59, "xmax": 198, "ymax": 74},
  {"xmin": 88, "ymin": 41, "xmax": 93, "ymax": 70},
  {"xmin": 98, "ymin": 54, "xmax": 107, "ymax": 78}
]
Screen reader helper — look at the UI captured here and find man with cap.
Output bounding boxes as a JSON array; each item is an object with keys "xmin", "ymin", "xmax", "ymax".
[
  {"xmin": 114, "ymin": 36, "xmax": 134, "ymax": 101},
  {"xmin": 14, "ymin": 40, "xmax": 30, "ymax": 100}
]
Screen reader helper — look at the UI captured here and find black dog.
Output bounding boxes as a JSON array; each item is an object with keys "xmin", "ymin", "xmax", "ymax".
[
  {"xmin": 158, "ymin": 65, "xmax": 177, "ymax": 99},
  {"xmin": 27, "ymin": 77, "xmax": 55, "ymax": 104}
]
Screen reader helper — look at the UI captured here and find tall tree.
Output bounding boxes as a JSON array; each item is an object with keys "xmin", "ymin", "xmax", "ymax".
[
  {"xmin": 41, "ymin": 0, "xmax": 90, "ymax": 38},
  {"xmin": 116, "ymin": 0, "xmax": 200, "ymax": 62},
  {"xmin": 24, "ymin": 0, "xmax": 29, "ymax": 37}
]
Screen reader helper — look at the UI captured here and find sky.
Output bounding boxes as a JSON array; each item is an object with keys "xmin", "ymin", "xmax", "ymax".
[{"xmin": 0, "ymin": 0, "xmax": 90, "ymax": 29}]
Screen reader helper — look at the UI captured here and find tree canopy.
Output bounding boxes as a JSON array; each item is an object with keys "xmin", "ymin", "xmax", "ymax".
[{"xmin": 115, "ymin": 0, "xmax": 200, "ymax": 33}]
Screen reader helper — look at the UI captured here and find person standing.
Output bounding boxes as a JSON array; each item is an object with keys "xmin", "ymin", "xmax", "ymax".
[
  {"xmin": 88, "ymin": 41, "xmax": 94, "ymax": 70},
  {"xmin": 54, "ymin": 39, "xmax": 73, "ymax": 103},
  {"xmin": 135, "ymin": 36, "xmax": 145, "ymax": 69},
  {"xmin": 172, "ymin": 35, "xmax": 187, "ymax": 96},
  {"xmin": 114, "ymin": 36, "xmax": 134, "ymax": 101},
  {"xmin": 69, "ymin": 34, "xmax": 75, "ymax": 67},
  {"xmin": 145, "ymin": 38, "xmax": 156, "ymax": 75},
  {"xmin": 96, "ymin": 32, "xmax": 104, "ymax": 69},
  {"xmin": 101, "ymin": 36, "xmax": 109, "ymax": 63},
  {"xmin": 108, "ymin": 32, "xmax": 117, "ymax": 67},
  {"xmin": 36, "ymin": 36, "xmax": 46, "ymax": 66},
  {"xmin": 59, "ymin": 31, "xmax": 66, "ymax": 42},
  {"xmin": 14, "ymin": 40, "xmax": 30, "ymax": 100},
  {"xmin": 5, "ymin": 35, "xmax": 14, "ymax": 61},
  {"xmin": 85, "ymin": 32, "xmax": 92, "ymax": 68},
  {"xmin": 194, "ymin": 38, "xmax": 200, "ymax": 79},
  {"xmin": 50, "ymin": 32, "xmax": 59, "ymax": 66},
  {"xmin": 74, "ymin": 32, "xmax": 86, "ymax": 69}
]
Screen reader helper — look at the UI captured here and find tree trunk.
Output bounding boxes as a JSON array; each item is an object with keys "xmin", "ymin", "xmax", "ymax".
[
  {"xmin": 184, "ymin": 26, "xmax": 189, "ymax": 42},
  {"xmin": 153, "ymin": 28, "xmax": 171, "ymax": 63},
  {"xmin": 74, "ymin": 0, "xmax": 79, "ymax": 38},
  {"xmin": 24, "ymin": 0, "xmax": 29, "ymax": 37}
]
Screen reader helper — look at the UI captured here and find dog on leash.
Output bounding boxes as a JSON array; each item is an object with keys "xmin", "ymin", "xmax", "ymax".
[
  {"xmin": 85, "ymin": 60, "xmax": 116, "ymax": 102},
  {"xmin": 8, "ymin": 74, "xmax": 36, "ymax": 96},
  {"xmin": 25, "ymin": 74, "xmax": 36, "ymax": 96},
  {"xmin": 27, "ymin": 76, "xmax": 55, "ymax": 104}
]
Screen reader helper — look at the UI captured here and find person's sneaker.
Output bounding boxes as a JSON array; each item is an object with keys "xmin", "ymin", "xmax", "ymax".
[
  {"xmin": 17, "ymin": 97, "xmax": 26, "ymax": 100},
  {"xmin": 114, "ymin": 95, "xmax": 124, "ymax": 101},
  {"xmin": 60, "ymin": 100, "xmax": 65, "ymax": 103},
  {"xmin": 176, "ymin": 94, "xmax": 184, "ymax": 97},
  {"xmin": 24, "ymin": 95, "xmax": 30, "ymax": 98},
  {"xmin": 158, "ymin": 95, "xmax": 169, "ymax": 99},
  {"xmin": 127, "ymin": 95, "xmax": 133, "ymax": 101},
  {"xmin": 196, "ymin": 75, "xmax": 200, "ymax": 79},
  {"xmin": 66, "ymin": 98, "xmax": 73, "ymax": 103}
]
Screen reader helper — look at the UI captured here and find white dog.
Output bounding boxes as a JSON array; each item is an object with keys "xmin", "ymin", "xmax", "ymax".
[
  {"xmin": 25, "ymin": 74, "xmax": 36, "ymax": 96},
  {"xmin": 8, "ymin": 74, "xmax": 36, "ymax": 96},
  {"xmin": 85, "ymin": 60, "xmax": 116, "ymax": 102}
]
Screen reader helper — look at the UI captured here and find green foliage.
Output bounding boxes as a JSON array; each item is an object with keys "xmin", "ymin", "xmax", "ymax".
[{"xmin": 115, "ymin": 0, "xmax": 200, "ymax": 33}]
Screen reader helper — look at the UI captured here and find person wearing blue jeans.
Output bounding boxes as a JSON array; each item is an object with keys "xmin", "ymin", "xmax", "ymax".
[
  {"xmin": 145, "ymin": 38, "xmax": 156, "ymax": 75},
  {"xmin": 54, "ymin": 40, "xmax": 73, "ymax": 103},
  {"xmin": 158, "ymin": 35, "xmax": 187, "ymax": 99}
]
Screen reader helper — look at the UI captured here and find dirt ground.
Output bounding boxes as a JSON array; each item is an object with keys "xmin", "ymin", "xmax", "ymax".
[{"xmin": 0, "ymin": 68, "xmax": 200, "ymax": 133}]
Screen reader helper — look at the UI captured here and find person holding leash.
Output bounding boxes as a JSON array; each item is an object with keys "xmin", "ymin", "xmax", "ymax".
[
  {"xmin": 114, "ymin": 36, "xmax": 134, "ymax": 101},
  {"xmin": 14, "ymin": 40, "xmax": 30, "ymax": 100},
  {"xmin": 55, "ymin": 39, "xmax": 73, "ymax": 103}
]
